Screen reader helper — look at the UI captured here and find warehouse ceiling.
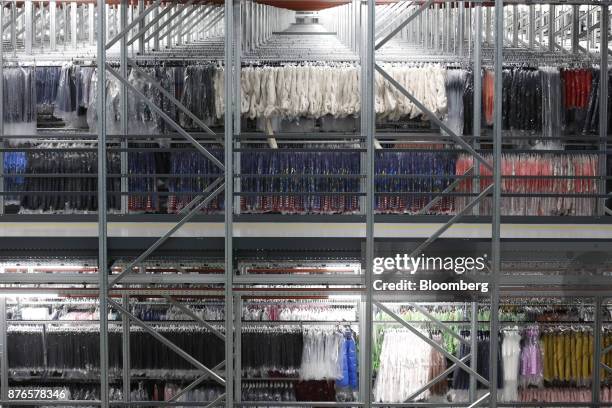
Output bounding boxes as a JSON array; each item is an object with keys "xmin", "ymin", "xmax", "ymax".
[{"xmin": 255, "ymin": 0, "xmax": 350, "ymax": 10}]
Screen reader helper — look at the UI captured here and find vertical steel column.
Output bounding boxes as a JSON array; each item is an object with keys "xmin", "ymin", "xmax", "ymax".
[
  {"xmin": 458, "ymin": 3, "xmax": 464, "ymax": 55},
  {"xmin": 593, "ymin": 296, "xmax": 603, "ymax": 405},
  {"xmin": 120, "ymin": 0, "xmax": 128, "ymax": 215},
  {"xmin": 363, "ymin": 0, "xmax": 375, "ymax": 406},
  {"xmin": 512, "ymin": 5, "xmax": 518, "ymax": 47},
  {"xmin": 473, "ymin": 5, "xmax": 482, "ymax": 216},
  {"xmin": 24, "ymin": 0, "xmax": 32, "ymax": 53},
  {"xmin": 433, "ymin": 4, "xmax": 438, "ymax": 50},
  {"xmin": 444, "ymin": 4, "xmax": 449, "ymax": 52},
  {"xmin": 70, "ymin": 1, "xmax": 77, "ymax": 48},
  {"xmin": 485, "ymin": 7, "xmax": 491, "ymax": 45},
  {"xmin": 97, "ymin": 0, "xmax": 109, "ymax": 400},
  {"xmin": 105, "ymin": 4, "xmax": 111, "ymax": 47},
  {"xmin": 88, "ymin": 3, "xmax": 94, "ymax": 45},
  {"xmin": 153, "ymin": 5, "xmax": 160, "ymax": 49},
  {"xmin": 0, "ymin": 298, "xmax": 7, "ymax": 402},
  {"xmin": 234, "ymin": 296, "xmax": 242, "ymax": 403},
  {"xmin": 572, "ymin": 6, "xmax": 579, "ymax": 54},
  {"xmin": 599, "ymin": 6, "xmax": 609, "ymax": 216},
  {"xmin": 468, "ymin": 301, "xmax": 478, "ymax": 402},
  {"xmin": 549, "ymin": 5, "xmax": 555, "ymax": 51},
  {"xmin": 0, "ymin": 0, "xmax": 4, "ymax": 217},
  {"xmin": 233, "ymin": 0, "xmax": 241, "ymax": 133},
  {"xmin": 224, "ymin": 0, "xmax": 235, "ymax": 405},
  {"xmin": 49, "ymin": 0, "xmax": 56, "ymax": 50},
  {"xmin": 528, "ymin": 5, "xmax": 534, "ymax": 49},
  {"xmin": 233, "ymin": 0, "xmax": 241, "ymax": 213},
  {"xmin": 10, "ymin": 2, "xmax": 16, "ymax": 55},
  {"xmin": 138, "ymin": 0, "xmax": 145, "ymax": 53},
  {"xmin": 122, "ymin": 295, "xmax": 130, "ymax": 404},
  {"xmin": 490, "ymin": 0, "xmax": 503, "ymax": 404}
]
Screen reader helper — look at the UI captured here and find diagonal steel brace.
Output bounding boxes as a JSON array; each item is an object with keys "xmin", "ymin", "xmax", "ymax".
[
  {"xmin": 405, "ymin": 355, "xmax": 470, "ymax": 401},
  {"xmin": 143, "ymin": 0, "xmax": 196, "ymax": 43},
  {"xmin": 157, "ymin": 5, "xmax": 200, "ymax": 42},
  {"xmin": 179, "ymin": 6, "xmax": 213, "ymax": 38},
  {"xmin": 376, "ymin": 1, "xmax": 418, "ymax": 42},
  {"xmin": 418, "ymin": 167, "xmax": 474, "ymax": 215},
  {"xmin": 375, "ymin": 64, "xmax": 492, "ymax": 171},
  {"xmin": 126, "ymin": 4, "xmax": 175, "ymax": 47},
  {"xmin": 468, "ymin": 393, "xmax": 490, "ymax": 408},
  {"xmin": 181, "ymin": 7, "xmax": 221, "ymax": 38},
  {"xmin": 106, "ymin": 64, "xmax": 224, "ymax": 170},
  {"xmin": 375, "ymin": 0, "xmax": 436, "ymax": 50},
  {"xmin": 110, "ymin": 178, "xmax": 225, "ymax": 286},
  {"xmin": 168, "ymin": 362, "xmax": 226, "ymax": 402},
  {"xmin": 106, "ymin": 0, "xmax": 162, "ymax": 49},
  {"xmin": 108, "ymin": 298, "xmax": 226, "ymax": 386},
  {"xmin": 407, "ymin": 185, "xmax": 494, "ymax": 260},
  {"xmin": 375, "ymin": 301, "xmax": 490, "ymax": 387}
]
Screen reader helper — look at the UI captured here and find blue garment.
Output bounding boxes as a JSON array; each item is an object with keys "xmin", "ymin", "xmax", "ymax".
[
  {"xmin": 346, "ymin": 335, "xmax": 358, "ymax": 389},
  {"xmin": 336, "ymin": 331, "xmax": 358, "ymax": 390}
]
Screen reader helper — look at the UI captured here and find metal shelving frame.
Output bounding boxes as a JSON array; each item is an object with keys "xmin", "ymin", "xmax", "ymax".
[{"xmin": 0, "ymin": 0, "xmax": 612, "ymax": 407}]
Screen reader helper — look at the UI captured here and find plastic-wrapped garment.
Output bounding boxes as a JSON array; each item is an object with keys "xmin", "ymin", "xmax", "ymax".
[
  {"xmin": 445, "ymin": 69, "xmax": 468, "ymax": 136},
  {"xmin": 540, "ymin": 66, "xmax": 563, "ymax": 148},
  {"xmin": 76, "ymin": 67, "xmax": 95, "ymax": 109},
  {"xmin": 501, "ymin": 68, "xmax": 542, "ymax": 133},
  {"xmin": 167, "ymin": 149, "xmax": 224, "ymax": 214},
  {"xmin": 520, "ymin": 326, "xmax": 544, "ymax": 387},
  {"xmin": 462, "ymin": 70, "xmax": 474, "ymax": 136},
  {"xmin": 427, "ymin": 334, "xmax": 447, "ymax": 396},
  {"xmin": 300, "ymin": 328, "xmax": 344, "ymax": 381},
  {"xmin": 452, "ymin": 330, "xmax": 504, "ymax": 390},
  {"xmin": 126, "ymin": 68, "xmax": 159, "ymax": 135},
  {"xmin": 242, "ymin": 328, "xmax": 303, "ymax": 376},
  {"xmin": 455, "ymin": 153, "xmax": 598, "ymax": 216},
  {"xmin": 483, "ymin": 69, "xmax": 495, "ymax": 126},
  {"xmin": 128, "ymin": 145, "xmax": 158, "ymax": 213},
  {"xmin": 86, "ymin": 69, "xmax": 122, "ymax": 135},
  {"xmin": 581, "ymin": 69, "xmax": 612, "ymax": 134},
  {"xmin": 336, "ymin": 331, "xmax": 358, "ymax": 390},
  {"xmin": 375, "ymin": 148, "xmax": 457, "ymax": 215},
  {"xmin": 240, "ymin": 146, "xmax": 360, "ymax": 215},
  {"xmin": 36, "ymin": 67, "xmax": 61, "ymax": 107},
  {"xmin": 54, "ymin": 63, "xmax": 78, "ymax": 123},
  {"xmin": 181, "ymin": 64, "xmax": 217, "ymax": 126},
  {"xmin": 3, "ymin": 67, "xmax": 37, "ymax": 126},
  {"xmin": 500, "ymin": 328, "xmax": 522, "ymax": 402},
  {"xmin": 374, "ymin": 329, "xmax": 434, "ymax": 402},
  {"xmin": 3, "ymin": 151, "xmax": 27, "ymax": 205},
  {"xmin": 18, "ymin": 148, "xmax": 121, "ymax": 213}
]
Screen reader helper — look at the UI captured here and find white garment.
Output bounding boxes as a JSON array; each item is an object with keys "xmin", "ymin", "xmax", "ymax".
[
  {"xmin": 501, "ymin": 328, "xmax": 522, "ymax": 402},
  {"xmin": 374, "ymin": 329, "xmax": 434, "ymax": 403}
]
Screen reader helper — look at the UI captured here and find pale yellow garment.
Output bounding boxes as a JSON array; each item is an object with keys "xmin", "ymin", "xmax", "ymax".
[
  {"xmin": 575, "ymin": 332, "xmax": 583, "ymax": 382},
  {"xmin": 542, "ymin": 333, "xmax": 551, "ymax": 382},
  {"xmin": 564, "ymin": 332, "xmax": 571, "ymax": 381},
  {"xmin": 570, "ymin": 331, "xmax": 577, "ymax": 381},
  {"xmin": 584, "ymin": 333, "xmax": 592, "ymax": 380},
  {"xmin": 556, "ymin": 334, "xmax": 564, "ymax": 381}
]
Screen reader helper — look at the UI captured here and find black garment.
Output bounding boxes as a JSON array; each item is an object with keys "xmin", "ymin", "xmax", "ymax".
[
  {"xmin": 19, "ymin": 150, "xmax": 121, "ymax": 212},
  {"xmin": 241, "ymin": 330, "xmax": 303, "ymax": 373},
  {"xmin": 451, "ymin": 331, "xmax": 503, "ymax": 389}
]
